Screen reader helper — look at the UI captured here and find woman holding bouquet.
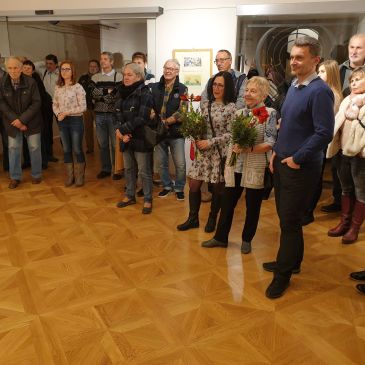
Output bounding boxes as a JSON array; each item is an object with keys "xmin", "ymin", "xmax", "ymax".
[
  {"xmin": 177, "ymin": 71, "xmax": 236, "ymax": 231},
  {"xmin": 202, "ymin": 76, "xmax": 277, "ymax": 254}
]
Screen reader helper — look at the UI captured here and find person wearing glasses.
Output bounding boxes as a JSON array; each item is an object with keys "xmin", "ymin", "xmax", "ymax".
[
  {"xmin": 53, "ymin": 60, "xmax": 87, "ymax": 187},
  {"xmin": 151, "ymin": 59, "xmax": 188, "ymax": 201},
  {"xmin": 201, "ymin": 49, "xmax": 246, "ymax": 110},
  {"xmin": 200, "ymin": 50, "xmax": 247, "ymax": 232},
  {"xmin": 177, "ymin": 71, "xmax": 236, "ymax": 231}
]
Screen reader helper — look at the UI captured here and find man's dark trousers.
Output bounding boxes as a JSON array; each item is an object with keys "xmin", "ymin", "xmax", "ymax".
[{"xmin": 273, "ymin": 156, "xmax": 322, "ymax": 281}]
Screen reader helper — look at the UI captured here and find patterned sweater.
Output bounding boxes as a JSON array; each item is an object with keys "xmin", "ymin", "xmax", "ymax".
[{"xmin": 91, "ymin": 71, "xmax": 123, "ymax": 113}]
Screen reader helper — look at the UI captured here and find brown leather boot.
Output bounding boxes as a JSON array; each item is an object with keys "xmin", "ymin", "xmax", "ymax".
[
  {"xmin": 328, "ymin": 195, "xmax": 354, "ymax": 237},
  {"xmin": 64, "ymin": 163, "xmax": 74, "ymax": 187},
  {"xmin": 342, "ymin": 200, "xmax": 365, "ymax": 244},
  {"xmin": 74, "ymin": 162, "xmax": 85, "ymax": 187}
]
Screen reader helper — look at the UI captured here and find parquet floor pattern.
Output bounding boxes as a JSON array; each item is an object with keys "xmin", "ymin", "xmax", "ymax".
[{"xmin": 0, "ymin": 146, "xmax": 365, "ymax": 365}]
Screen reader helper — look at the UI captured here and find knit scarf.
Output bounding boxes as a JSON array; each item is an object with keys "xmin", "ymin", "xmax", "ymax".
[{"xmin": 118, "ymin": 80, "xmax": 144, "ymax": 99}]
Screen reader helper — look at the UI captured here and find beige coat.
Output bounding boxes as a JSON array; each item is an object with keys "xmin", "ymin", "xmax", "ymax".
[{"xmin": 327, "ymin": 96, "xmax": 365, "ymax": 159}]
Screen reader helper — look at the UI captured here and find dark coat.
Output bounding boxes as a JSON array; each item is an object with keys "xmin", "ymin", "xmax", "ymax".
[
  {"xmin": 149, "ymin": 76, "xmax": 187, "ymax": 139},
  {"xmin": 78, "ymin": 73, "xmax": 94, "ymax": 109},
  {"xmin": 115, "ymin": 83, "xmax": 154, "ymax": 152},
  {"xmin": 0, "ymin": 73, "xmax": 42, "ymax": 137}
]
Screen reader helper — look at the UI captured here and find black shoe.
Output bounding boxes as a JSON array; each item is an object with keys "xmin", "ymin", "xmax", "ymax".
[
  {"xmin": 176, "ymin": 192, "xmax": 185, "ymax": 201},
  {"xmin": 204, "ymin": 214, "xmax": 217, "ymax": 233},
  {"xmin": 241, "ymin": 241, "xmax": 252, "ymax": 254},
  {"xmin": 265, "ymin": 278, "xmax": 290, "ymax": 299},
  {"xmin": 112, "ymin": 173, "xmax": 122, "ymax": 180},
  {"xmin": 137, "ymin": 189, "xmax": 144, "ymax": 197},
  {"xmin": 48, "ymin": 156, "xmax": 59, "ymax": 163},
  {"xmin": 350, "ymin": 270, "xmax": 365, "ymax": 281},
  {"xmin": 321, "ymin": 202, "xmax": 341, "ymax": 213},
  {"xmin": 177, "ymin": 217, "xmax": 199, "ymax": 231},
  {"xmin": 158, "ymin": 189, "xmax": 171, "ymax": 198},
  {"xmin": 201, "ymin": 238, "xmax": 227, "ymax": 248},
  {"xmin": 301, "ymin": 212, "xmax": 314, "ymax": 226},
  {"xmin": 116, "ymin": 198, "xmax": 136, "ymax": 208},
  {"xmin": 142, "ymin": 203, "xmax": 152, "ymax": 214},
  {"xmin": 356, "ymin": 284, "xmax": 365, "ymax": 294},
  {"xmin": 97, "ymin": 171, "xmax": 111, "ymax": 179},
  {"xmin": 262, "ymin": 261, "xmax": 301, "ymax": 274}
]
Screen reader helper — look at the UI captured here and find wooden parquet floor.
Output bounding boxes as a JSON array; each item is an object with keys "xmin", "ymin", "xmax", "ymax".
[{"xmin": 0, "ymin": 144, "xmax": 365, "ymax": 365}]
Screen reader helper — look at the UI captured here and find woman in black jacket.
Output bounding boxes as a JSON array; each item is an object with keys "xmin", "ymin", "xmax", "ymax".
[{"xmin": 115, "ymin": 62, "xmax": 154, "ymax": 214}]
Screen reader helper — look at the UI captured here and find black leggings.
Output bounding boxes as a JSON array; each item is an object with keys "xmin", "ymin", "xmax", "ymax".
[
  {"xmin": 189, "ymin": 179, "xmax": 224, "ymax": 195},
  {"xmin": 214, "ymin": 173, "xmax": 264, "ymax": 243}
]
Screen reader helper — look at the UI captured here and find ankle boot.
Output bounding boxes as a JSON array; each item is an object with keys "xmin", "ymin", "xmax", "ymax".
[
  {"xmin": 64, "ymin": 163, "xmax": 74, "ymax": 187},
  {"xmin": 177, "ymin": 191, "xmax": 201, "ymax": 231},
  {"xmin": 74, "ymin": 162, "xmax": 86, "ymax": 187},
  {"xmin": 342, "ymin": 200, "xmax": 365, "ymax": 244},
  {"xmin": 205, "ymin": 191, "xmax": 221, "ymax": 233},
  {"xmin": 328, "ymin": 194, "xmax": 354, "ymax": 237}
]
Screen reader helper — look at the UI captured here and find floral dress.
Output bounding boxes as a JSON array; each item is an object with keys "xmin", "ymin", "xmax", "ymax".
[{"xmin": 188, "ymin": 101, "xmax": 236, "ymax": 183}]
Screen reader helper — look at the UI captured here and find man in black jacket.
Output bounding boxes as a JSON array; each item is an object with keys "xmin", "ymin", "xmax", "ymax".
[
  {"xmin": 0, "ymin": 57, "xmax": 42, "ymax": 188},
  {"xmin": 150, "ymin": 59, "xmax": 188, "ymax": 201}
]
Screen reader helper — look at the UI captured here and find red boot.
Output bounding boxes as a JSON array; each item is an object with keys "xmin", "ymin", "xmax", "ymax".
[
  {"xmin": 342, "ymin": 200, "xmax": 365, "ymax": 244},
  {"xmin": 328, "ymin": 195, "xmax": 355, "ymax": 237}
]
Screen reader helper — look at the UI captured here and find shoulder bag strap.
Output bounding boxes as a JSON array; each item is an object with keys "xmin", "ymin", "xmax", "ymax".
[{"xmin": 207, "ymin": 101, "xmax": 224, "ymax": 163}]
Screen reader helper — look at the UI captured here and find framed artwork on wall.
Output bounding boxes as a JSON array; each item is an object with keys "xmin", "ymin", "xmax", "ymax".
[{"xmin": 172, "ymin": 48, "xmax": 213, "ymax": 96}]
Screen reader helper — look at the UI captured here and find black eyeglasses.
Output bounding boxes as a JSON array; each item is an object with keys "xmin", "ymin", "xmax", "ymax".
[{"xmin": 214, "ymin": 58, "xmax": 231, "ymax": 64}]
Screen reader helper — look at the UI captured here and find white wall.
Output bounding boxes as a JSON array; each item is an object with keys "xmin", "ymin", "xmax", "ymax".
[
  {"xmin": 155, "ymin": 7, "xmax": 237, "ymax": 88},
  {"xmin": 358, "ymin": 16, "xmax": 365, "ymax": 33},
  {"xmin": 100, "ymin": 21, "xmax": 147, "ymax": 68}
]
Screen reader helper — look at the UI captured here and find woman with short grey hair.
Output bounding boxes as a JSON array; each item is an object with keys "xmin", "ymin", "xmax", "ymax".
[{"xmin": 114, "ymin": 63, "xmax": 155, "ymax": 214}]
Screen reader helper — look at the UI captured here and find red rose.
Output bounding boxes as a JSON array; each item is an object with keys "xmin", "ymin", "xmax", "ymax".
[
  {"xmin": 180, "ymin": 94, "xmax": 189, "ymax": 101},
  {"xmin": 253, "ymin": 106, "xmax": 269, "ymax": 123},
  {"xmin": 193, "ymin": 95, "xmax": 202, "ymax": 102}
]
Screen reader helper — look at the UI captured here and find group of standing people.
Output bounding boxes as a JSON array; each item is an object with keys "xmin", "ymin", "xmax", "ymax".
[{"xmin": 0, "ymin": 33, "xmax": 364, "ymax": 298}]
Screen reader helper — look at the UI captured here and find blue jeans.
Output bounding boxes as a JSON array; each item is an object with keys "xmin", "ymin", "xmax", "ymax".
[
  {"xmin": 123, "ymin": 150, "xmax": 153, "ymax": 203},
  {"xmin": 58, "ymin": 116, "xmax": 85, "ymax": 163},
  {"xmin": 338, "ymin": 155, "xmax": 365, "ymax": 203},
  {"xmin": 155, "ymin": 137, "xmax": 186, "ymax": 192},
  {"xmin": 95, "ymin": 112, "xmax": 116, "ymax": 173},
  {"xmin": 8, "ymin": 131, "xmax": 42, "ymax": 180}
]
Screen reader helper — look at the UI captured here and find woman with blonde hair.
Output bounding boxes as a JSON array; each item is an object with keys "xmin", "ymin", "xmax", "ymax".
[
  {"xmin": 53, "ymin": 60, "xmax": 87, "ymax": 186},
  {"xmin": 201, "ymin": 76, "xmax": 277, "ymax": 253},
  {"xmin": 318, "ymin": 60, "xmax": 343, "ymax": 114},
  {"xmin": 302, "ymin": 59, "xmax": 343, "ymax": 224}
]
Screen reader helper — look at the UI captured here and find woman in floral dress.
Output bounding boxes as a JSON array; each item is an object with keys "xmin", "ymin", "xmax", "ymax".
[{"xmin": 177, "ymin": 71, "xmax": 236, "ymax": 231}]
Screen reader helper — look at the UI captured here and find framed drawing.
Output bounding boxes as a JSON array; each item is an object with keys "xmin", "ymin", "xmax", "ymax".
[{"xmin": 172, "ymin": 49, "xmax": 213, "ymax": 96}]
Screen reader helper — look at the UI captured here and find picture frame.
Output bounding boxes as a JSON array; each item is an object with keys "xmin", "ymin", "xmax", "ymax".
[{"xmin": 172, "ymin": 48, "xmax": 213, "ymax": 96}]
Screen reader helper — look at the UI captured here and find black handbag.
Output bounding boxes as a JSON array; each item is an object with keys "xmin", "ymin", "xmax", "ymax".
[
  {"xmin": 144, "ymin": 107, "xmax": 168, "ymax": 147},
  {"xmin": 262, "ymin": 152, "xmax": 274, "ymax": 200},
  {"xmin": 207, "ymin": 102, "xmax": 226, "ymax": 177},
  {"xmin": 144, "ymin": 119, "xmax": 167, "ymax": 147}
]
